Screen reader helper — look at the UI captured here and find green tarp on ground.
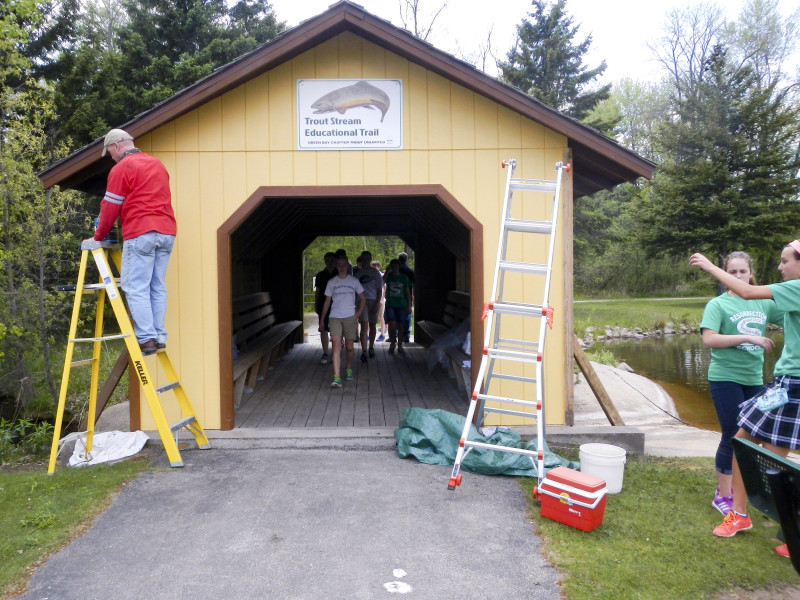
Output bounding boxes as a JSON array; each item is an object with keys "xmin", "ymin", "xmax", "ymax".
[{"xmin": 394, "ymin": 407, "xmax": 579, "ymax": 476}]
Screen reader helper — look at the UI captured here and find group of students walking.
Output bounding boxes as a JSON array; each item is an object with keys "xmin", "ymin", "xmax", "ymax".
[
  {"xmin": 314, "ymin": 249, "xmax": 414, "ymax": 388},
  {"xmin": 691, "ymin": 241, "xmax": 800, "ymax": 559}
]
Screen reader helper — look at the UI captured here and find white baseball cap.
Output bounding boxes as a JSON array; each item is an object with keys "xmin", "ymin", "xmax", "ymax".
[{"xmin": 102, "ymin": 129, "xmax": 133, "ymax": 157}]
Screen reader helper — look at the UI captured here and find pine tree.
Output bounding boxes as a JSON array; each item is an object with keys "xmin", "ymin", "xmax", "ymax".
[
  {"xmin": 48, "ymin": 0, "xmax": 286, "ymax": 148},
  {"xmin": 638, "ymin": 45, "xmax": 800, "ymax": 270},
  {"xmin": 499, "ymin": 0, "xmax": 612, "ymax": 127}
]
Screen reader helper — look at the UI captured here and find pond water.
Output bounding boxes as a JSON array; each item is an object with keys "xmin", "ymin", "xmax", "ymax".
[{"xmin": 599, "ymin": 333, "xmax": 784, "ymax": 433}]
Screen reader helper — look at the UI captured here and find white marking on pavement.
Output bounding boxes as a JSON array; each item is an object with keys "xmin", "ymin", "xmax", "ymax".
[{"xmin": 383, "ymin": 581, "xmax": 413, "ymax": 594}]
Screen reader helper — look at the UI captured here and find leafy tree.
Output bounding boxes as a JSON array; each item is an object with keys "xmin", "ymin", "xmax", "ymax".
[
  {"xmin": 0, "ymin": 0, "xmax": 84, "ymax": 414},
  {"xmin": 588, "ymin": 79, "xmax": 670, "ymax": 163},
  {"xmin": 725, "ymin": 0, "xmax": 800, "ymax": 90},
  {"xmin": 638, "ymin": 45, "xmax": 800, "ymax": 271},
  {"xmin": 115, "ymin": 0, "xmax": 285, "ymax": 121},
  {"xmin": 49, "ymin": 0, "xmax": 286, "ymax": 148},
  {"xmin": 499, "ymin": 0, "xmax": 613, "ymax": 130},
  {"xmin": 17, "ymin": 0, "xmax": 81, "ymax": 83},
  {"xmin": 649, "ymin": 1, "xmax": 727, "ymax": 104}
]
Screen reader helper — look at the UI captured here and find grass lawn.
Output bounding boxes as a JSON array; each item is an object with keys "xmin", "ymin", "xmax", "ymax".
[
  {"xmin": 523, "ymin": 454, "xmax": 799, "ymax": 599},
  {"xmin": 0, "ymin": 458, "xmax": 150, "ymax": 599},
  {"xmin": 574, "ymin": 297, "xmax": 710, "ymax": 336}
]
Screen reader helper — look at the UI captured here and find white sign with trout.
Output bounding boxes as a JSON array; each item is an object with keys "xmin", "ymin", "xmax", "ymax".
[{"xmin": 297, "ymin": 79, "xmax": 402, "ymax": 150}]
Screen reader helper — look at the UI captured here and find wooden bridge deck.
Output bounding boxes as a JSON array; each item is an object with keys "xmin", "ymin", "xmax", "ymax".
[{"xmin": 234, "ymin": 335, "xmax": 470, "ymax": 429}]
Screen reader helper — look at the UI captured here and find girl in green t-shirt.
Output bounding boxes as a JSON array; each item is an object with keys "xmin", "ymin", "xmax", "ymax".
[{"xmin": 699, "ymin": 251, "xmax": 781, "ymax": 517}]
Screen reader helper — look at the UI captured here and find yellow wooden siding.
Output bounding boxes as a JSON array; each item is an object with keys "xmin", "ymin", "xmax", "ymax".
[{"xmin": 140, "ymin": 33, "xmax": 570, "ymax": 430}]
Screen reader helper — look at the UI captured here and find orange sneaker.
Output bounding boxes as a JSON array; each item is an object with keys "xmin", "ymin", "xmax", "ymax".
[
  {"xmin": 713, "ymin": 512, "xmax": 752, "ymax": 537},
  {"xmin": 776, "ymin": 544, "xmax": 790, "ymax": 558}
]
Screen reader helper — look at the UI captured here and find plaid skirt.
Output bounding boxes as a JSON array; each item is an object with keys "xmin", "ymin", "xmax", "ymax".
[{"xmin": 738, "ymin": 375, "xmax": 800, "ymax": 449}]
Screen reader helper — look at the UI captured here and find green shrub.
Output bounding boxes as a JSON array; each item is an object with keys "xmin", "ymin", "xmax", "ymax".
[{"xmin": 584, "ymin": 348, "xmax": 618, "ymax": 366}]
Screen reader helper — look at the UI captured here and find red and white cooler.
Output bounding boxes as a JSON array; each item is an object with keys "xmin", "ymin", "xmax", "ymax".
[{"xmin": 539, "ymin": 466, "xmax": 608, "ymax": 532}]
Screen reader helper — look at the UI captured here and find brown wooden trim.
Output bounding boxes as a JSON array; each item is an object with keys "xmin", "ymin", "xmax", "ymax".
[
  {"xmin": 469, "ymin": 225, "xmax": 483, "ymax": 399},
  {"xmin": 39, "ymin": 2, "xmax": 654, "ymax": 194},
  {"xmin": 562, "ymin": 149, "xmax": 575, "ymax": 426},
  {"xmin": 218, "ymin": 228, "xmax": 235, "ymax": 430},
  {"xmin": 217, "ymin": 183, "xmax": 483, "ymax": 430}
]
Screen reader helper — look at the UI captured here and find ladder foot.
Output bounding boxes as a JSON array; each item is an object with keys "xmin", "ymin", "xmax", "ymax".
[
  {"xmin": 169, "ymin": 460, "xmax": 185, "ymax": 468},
  {"xmin": 448, "ymin": 474, "xmax": 462, "ymax": 489},
  {"xmin": 198, "ymin": 443, "xmax": 211, "ymax": 450}
]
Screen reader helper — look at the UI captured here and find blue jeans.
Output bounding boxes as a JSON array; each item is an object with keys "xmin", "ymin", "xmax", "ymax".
[
  {"xmin": 121, "ymin": 232, "xmax": 175, "ymax": 344},
  {"xmin": 709, "ymin": 380, "xmax": 762, "ymax": 474}
]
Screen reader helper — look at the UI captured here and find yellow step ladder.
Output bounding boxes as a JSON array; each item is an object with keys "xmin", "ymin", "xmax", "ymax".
[
  {"xmin": 448, "ymin": 159, "xmax": 569, "ymax": 491},
  {"xmin": 47, "ymin": 240, "xmax": 210, "ymax": 474}
]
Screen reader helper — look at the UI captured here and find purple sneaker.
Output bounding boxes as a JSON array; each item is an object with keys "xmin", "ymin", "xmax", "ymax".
[{"xmin": 712, "ymin": 486, "xmax": 733, "ymax": 515}]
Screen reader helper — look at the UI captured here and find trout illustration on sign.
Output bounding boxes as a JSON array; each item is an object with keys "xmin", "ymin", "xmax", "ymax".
[{"xmin": 310, "ymin": 81, "xmax": 390, "ymax": 122}]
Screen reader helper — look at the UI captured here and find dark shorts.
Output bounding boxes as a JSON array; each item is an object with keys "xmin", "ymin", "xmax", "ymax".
[
  {"xmin": 738, "ymin": 375, "xmax": 800, "ymax": 449},
  {"xmin": 385, "ymin": 306, "xmax": 407, "ymax": 323},
  {"xmin": 358, "ymin": 299, "xmax": 379, "ymax": 323}
]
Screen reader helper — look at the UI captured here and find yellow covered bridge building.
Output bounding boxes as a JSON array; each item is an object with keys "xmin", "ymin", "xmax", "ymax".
[{"xmin": 39, "ymin": 2, "xmax": 654, "ymax": 432}]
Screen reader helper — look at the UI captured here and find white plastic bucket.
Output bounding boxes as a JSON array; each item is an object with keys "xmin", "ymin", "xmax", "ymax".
[{"xmin": 579, "ymin": 443, "xmax": 627, "ymax": 494}]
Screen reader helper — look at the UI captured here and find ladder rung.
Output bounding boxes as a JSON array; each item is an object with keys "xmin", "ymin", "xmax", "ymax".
[
  {"xmin": 479, "ymin": 406, "xmax": 539, "ymax": 420},
  {"xmin": 489, "ymin": 301, "xmax": 548, "ymax": 317},
  {"xmin": 69, "ymin": 333, "xmax": 130, "ymax": 343},
  {"xmin": 496, "ymin": 338, "xmax": 539, "ymax": 350},
  {"xmin": 57, "ymin": 280, "xmax": 121, "ymax": 292},
  {"xmin": 157, "ymin": 382, "xmax": 181, "ymax": 394},
  {"xmin": 464, "ymin": 439, "xmax": 538, "ymax": 455},
  {"xmin": 476, "ymin": 393, "xmax": 538, "ymax": 408},
  {"xmin": 504, "ymin": 218, "xmax": 552, "ymax": 234},
  {"xmin": 486, "ymin": 347, "xmax": 539, "ymax": 361},
  {"xmin": 509, "ymin": 179, "xmax": 557, "ymax": 193},
  {"xmin": 498, "ymin": 260, "xmax": 548, "ymax": 275},
  {"xmin": 70, "ymin": 358, "xmax": 96, "ymax": 367},
  {"xmin": 486, "ymin": 372, "xmax": 538, "ymax": 384},
  {"xmin": 170, "ymin": 416, "xmax": 196, "ymax": 432},
  {"xmin": 85, "ymin": 279, "xmax": 120, "ymax": 290}
]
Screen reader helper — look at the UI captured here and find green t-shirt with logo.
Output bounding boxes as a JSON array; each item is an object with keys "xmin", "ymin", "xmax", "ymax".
[
  {"xmin": 768, "ymin": 279, "xmax": 800, "ymax": 376},
  {"xmin": 385, "ymin": 273, "xmax": 411, "ymax": 308},
  {"xmin": 700, "ymin": 293, "xmax": 782, "ymax": 385}
]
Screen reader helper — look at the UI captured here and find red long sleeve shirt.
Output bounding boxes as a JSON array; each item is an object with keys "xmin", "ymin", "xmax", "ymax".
[{"xmin": 94, "ymin": 151, "xmax": 176, "ymax": 241}]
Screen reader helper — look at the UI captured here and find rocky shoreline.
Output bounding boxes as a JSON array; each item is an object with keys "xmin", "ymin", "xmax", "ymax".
[
  {"xmin": 579, "ymin": 323, "xmax": 699, "ymax": 348},
  {"xmin": 578, "ymin": 323, "xmax": 782, "ymax": 348}
]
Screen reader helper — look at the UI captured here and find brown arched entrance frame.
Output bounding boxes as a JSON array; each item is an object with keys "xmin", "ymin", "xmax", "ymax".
[{"xmin": 216, "ymin": 185, "xmax": 484, "ymax": 430}]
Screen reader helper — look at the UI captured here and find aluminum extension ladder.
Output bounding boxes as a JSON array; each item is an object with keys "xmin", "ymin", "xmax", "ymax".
[
  {"xmin": 448, "ymin": 159, "xmax": 569, "ymax": 491},
  {"xmin": 47, "ymin": 239, "xmax": 210, "ymax": 473}
]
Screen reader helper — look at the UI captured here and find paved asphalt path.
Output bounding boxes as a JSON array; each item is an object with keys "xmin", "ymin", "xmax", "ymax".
[{"xmin": 18, "ymin": 437, "xmax": 561, "ymax": 599}]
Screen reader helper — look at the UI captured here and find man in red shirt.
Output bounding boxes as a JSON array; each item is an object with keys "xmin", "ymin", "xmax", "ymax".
[{"xmin": 86, "ymin": 129, "xmax": 177, "ymax": 355}]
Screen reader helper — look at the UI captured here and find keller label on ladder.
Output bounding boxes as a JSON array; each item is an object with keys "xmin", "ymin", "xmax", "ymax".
[{"xmin": 95, "ymin": 252, "xmax": 118, "ymax": 299}]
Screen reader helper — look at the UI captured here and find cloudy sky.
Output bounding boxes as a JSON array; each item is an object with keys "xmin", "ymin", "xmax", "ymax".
[{"xmin": 266, "ymin": 0, "xmax": 799, "ymax": 84}]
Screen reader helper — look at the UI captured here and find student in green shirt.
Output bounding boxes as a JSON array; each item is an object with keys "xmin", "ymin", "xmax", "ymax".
[
  {"xmin": 383, "ymin": 259, "xmax": 411, "ymax": 355},
  {"xmin": 699, "ymin": 251, "xmax": 782, "ymax": 517}
]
